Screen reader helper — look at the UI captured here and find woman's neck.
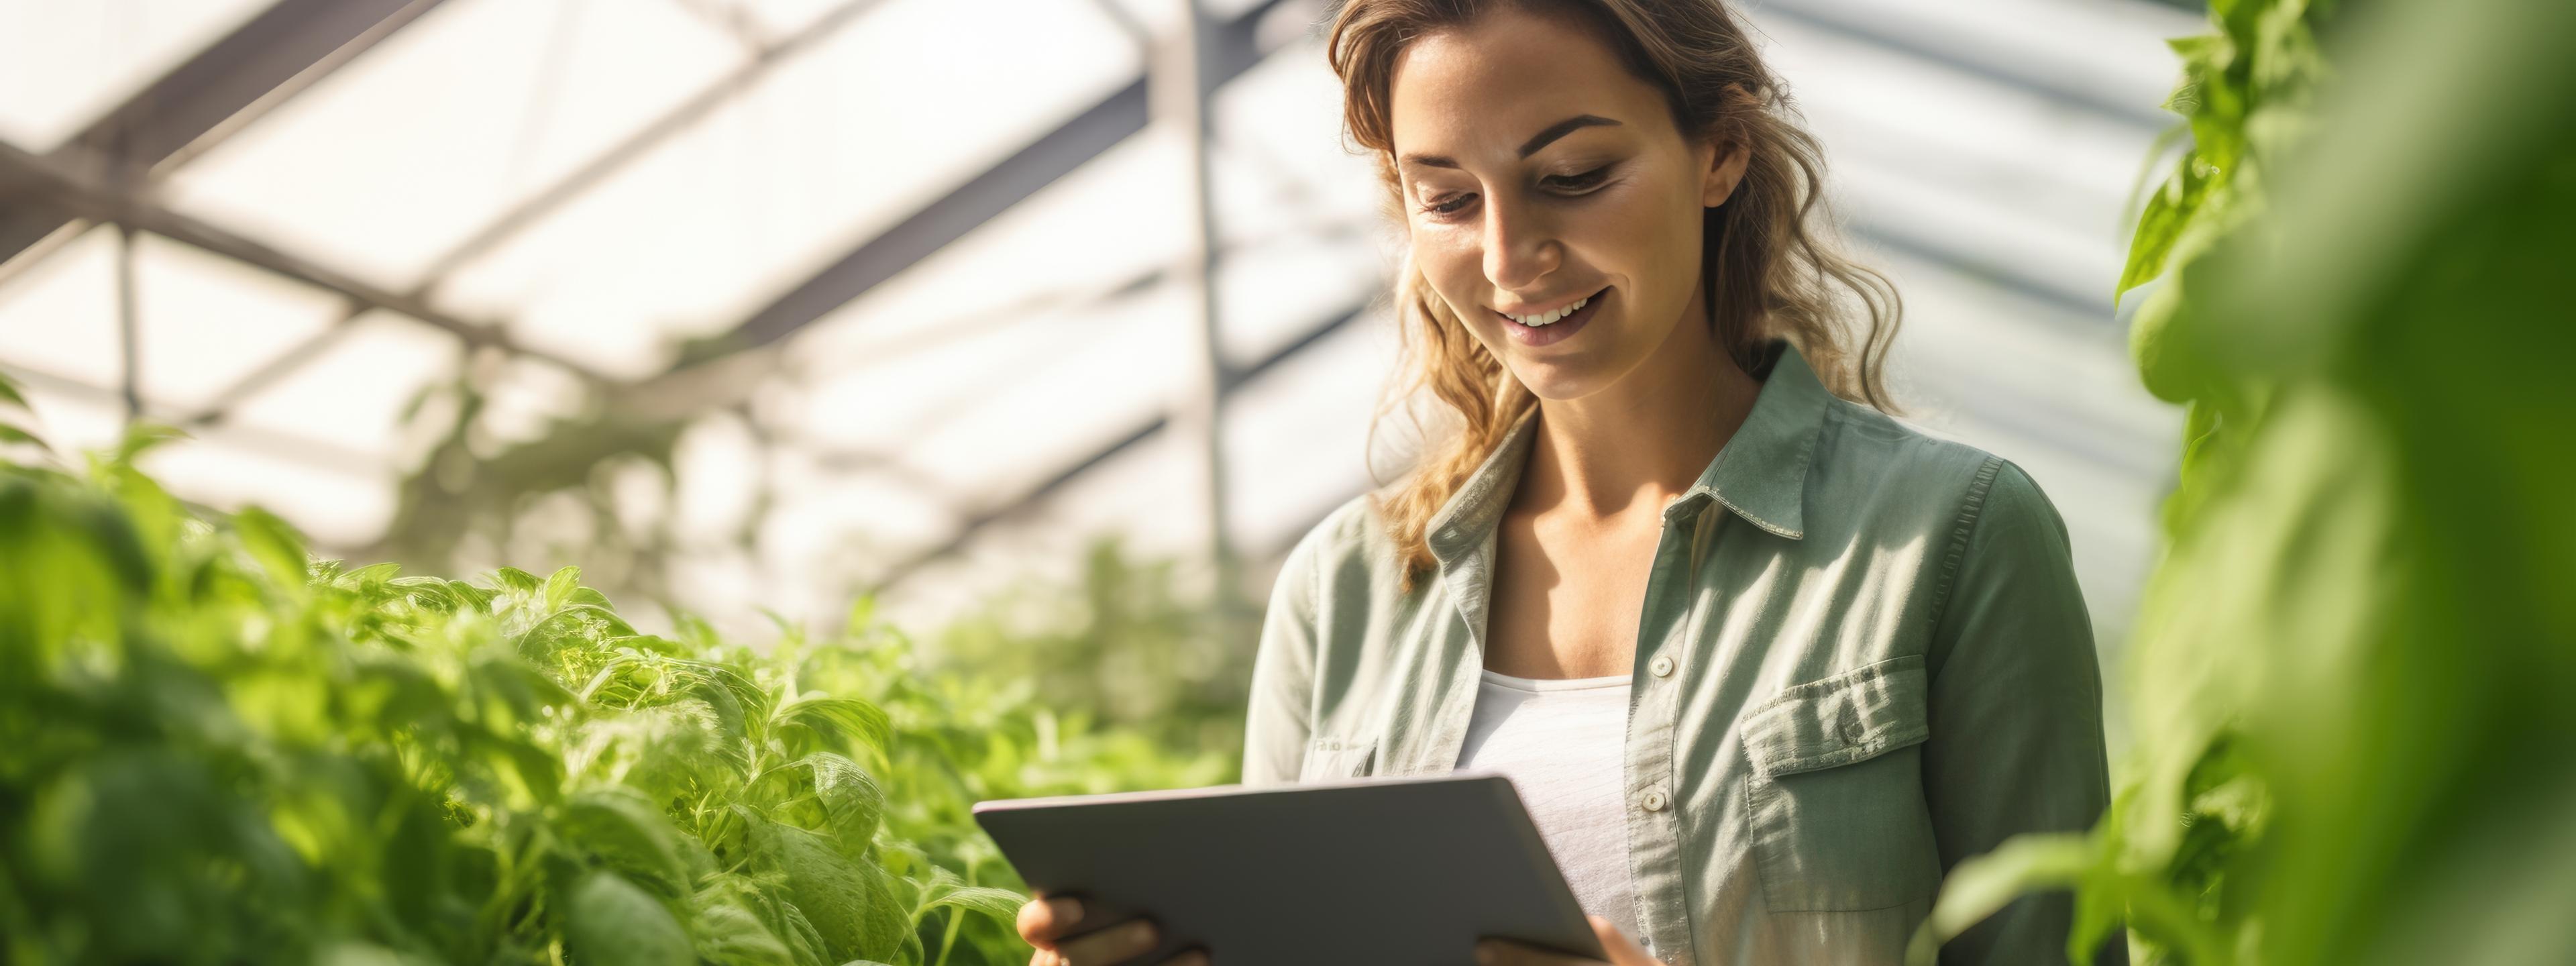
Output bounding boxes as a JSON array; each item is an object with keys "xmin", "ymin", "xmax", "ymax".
[{"xmin": 1515, "ymin": 292, "xmax": 1762, "ymax": 521}]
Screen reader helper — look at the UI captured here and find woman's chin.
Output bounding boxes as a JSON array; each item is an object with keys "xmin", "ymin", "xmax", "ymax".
[{"xmin": 1503, "ymin": 359, "xmax": 1617, "ymax": 404}]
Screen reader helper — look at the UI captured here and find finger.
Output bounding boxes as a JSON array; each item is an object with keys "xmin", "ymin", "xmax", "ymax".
[
  {"xmin": 1019, "ymin": 895, "xmax": 1085, "ymax": 945},
  {"xmin": 1055, "ymin": 918, "xmax": 1159, "ymax": 965},
  {"xmin": 1475, "ymin": 938, "xmax": 1595, "ymax": 966},
  {"xmin": 1585, "ymin": 915, "xmax": 1655, "ymax": 964},
  {"xmin": 1167, "ymin": 948, "xmax": 1212, "ymax": 966}
]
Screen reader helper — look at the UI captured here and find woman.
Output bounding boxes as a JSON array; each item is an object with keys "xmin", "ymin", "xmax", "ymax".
[{"xmin": 1016, "ymin": 0, "xmax": 2114, "ymax": 963}]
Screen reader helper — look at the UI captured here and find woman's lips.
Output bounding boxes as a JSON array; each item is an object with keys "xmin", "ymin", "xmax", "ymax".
[{"xmin": 1497, "ymin": 286, "xmax": 1607, "ymax": 347}]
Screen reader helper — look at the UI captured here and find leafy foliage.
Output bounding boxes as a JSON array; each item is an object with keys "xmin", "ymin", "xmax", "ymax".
[
  {"xmin": 1913, "ymin": 0, "xmax": 2576, "ymax": 962},
  {"xmin": 0, "ymin": 404, "xmax": 1220, "ymax": 965},
  {"xmin": 930, "ymin": 537, "xmax": 1250, "ymax": 767}
]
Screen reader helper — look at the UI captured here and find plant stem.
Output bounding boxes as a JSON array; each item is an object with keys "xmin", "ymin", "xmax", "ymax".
[{"xmin": 933, "ymin": 907, "xmax": 964, "ymax": 966}]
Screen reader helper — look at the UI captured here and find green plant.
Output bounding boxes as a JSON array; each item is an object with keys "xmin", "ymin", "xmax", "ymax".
[
  {"xmin": 0, "ymin": 391, "xmax": 1220, "ymax": 965},
  {"xmin": 1910, "ymin": 0, "xmax": 2576, "ymax": 963},
  {"xmin": 930, "ymin": 536, "xmax": 1249, "ymax": 767}
]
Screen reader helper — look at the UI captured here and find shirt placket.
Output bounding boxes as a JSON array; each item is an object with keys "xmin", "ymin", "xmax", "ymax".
[
  {"xmin": 1624, "ymin": 496, "xmax": 1709, "ymax": 966},
  {"xmin": 1400, "ymin": 524, "xmax": 1501, "ymax": 777}
]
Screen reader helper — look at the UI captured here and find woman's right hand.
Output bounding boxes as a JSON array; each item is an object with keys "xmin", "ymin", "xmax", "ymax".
[{"xmin": 1016, "ymin": 892, "xmax": 1208, "ymax": 966}]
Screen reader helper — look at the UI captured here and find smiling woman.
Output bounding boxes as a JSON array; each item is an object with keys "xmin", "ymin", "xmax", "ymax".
[
  {"xmin": 1342, "ymin": 0, "xmax": 1907, "ymax": 588},
  {"xmin": 1014, "ymin": 2, "xmax": 2117, "ymax": 965}
]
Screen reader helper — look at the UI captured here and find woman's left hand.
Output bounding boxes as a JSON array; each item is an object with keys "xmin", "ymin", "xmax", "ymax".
[{"xmin": 1475, "ymin": 915, "xmax": 1664, "ymax": 966}]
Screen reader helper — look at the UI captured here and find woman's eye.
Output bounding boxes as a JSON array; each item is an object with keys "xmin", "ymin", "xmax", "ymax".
[
  {"xmin": 1420, "ymin": 194, "xmax": 1474, "ymax": 217},
  {"xmin": 1546, "ymin": 166, "xmax": 1611, "ymax": 191}
]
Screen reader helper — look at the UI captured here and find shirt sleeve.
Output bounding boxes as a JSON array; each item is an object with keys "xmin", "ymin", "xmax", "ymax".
[
  {"xmin": 1240, "ymin": 521, "xmax": 1326, "ymax": 788},
  {"xmin": 1920, "ymin": 459, "xmax": 2123, "ymax": 966}
]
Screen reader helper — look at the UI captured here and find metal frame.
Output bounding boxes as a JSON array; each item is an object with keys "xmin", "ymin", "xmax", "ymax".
[
  {"xmin": 665, "ymin": 0, "xmax": 1296, "ymax": 369},
  {"xmin": 0, "ymin": 0, "xmax": 454, "ymax": 265},
  {"xmin": 867, "ymin": 292, "xmax": 1375, "ymax": 592},
  {"xmin": 0, "ymin": 140, "xmax": 599, "ymax": 378}
]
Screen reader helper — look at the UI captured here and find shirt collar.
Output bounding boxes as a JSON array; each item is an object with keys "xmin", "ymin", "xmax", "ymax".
[{"xmin": 1424, "ymin": 338, "xmax": 1829, "ymax": 561}]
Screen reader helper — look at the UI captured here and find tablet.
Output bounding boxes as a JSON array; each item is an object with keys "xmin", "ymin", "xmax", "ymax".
[{"xmin": 971, "ymin": 770, "xmax": 1605, "ymax": 965}]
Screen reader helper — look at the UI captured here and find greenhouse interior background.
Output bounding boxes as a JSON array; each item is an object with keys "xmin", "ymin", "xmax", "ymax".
[
  {"xmin": 1, "ymin": 0, "xmax": 2196, "ymax": 739},
  {"xmin": 9, "ymin": 1, "xmax": 2573, "ymax": 964}
]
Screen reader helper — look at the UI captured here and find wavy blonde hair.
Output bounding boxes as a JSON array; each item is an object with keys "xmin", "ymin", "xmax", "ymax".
[{"xmin": 1328, "ymin": 0, "xmax": 1902, "ymax": 592}]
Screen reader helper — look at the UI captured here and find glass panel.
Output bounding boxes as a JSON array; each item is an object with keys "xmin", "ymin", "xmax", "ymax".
[
  {"xmin": 139, "ymin": 432, "xmax": 395, "ymax": 547},
  {"xmin": 0, "ymin": 225, "xmax": 120, "ymax": 390},
  {"xmin": 0, "ymin": 0, "xmax": 270, "ymax": 150},
  {"xmin": 164, "ymin": 0, "xmax": 741, "ymax": 288},
  {"xmin": 223, "ymin": 310, "xmax": 460, "ymax": 466},
  {"xmin": 433, "ymin": 0, "xmax": 1140, "ymax": 377},
  {"xmin": 133, "ymin": 232, "xmax": 345, "ymax": 413}
]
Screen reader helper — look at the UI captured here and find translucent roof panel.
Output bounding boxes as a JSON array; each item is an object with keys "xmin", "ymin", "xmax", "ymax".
[
  {"xmin": 0, "ymin": 225, "xmax": 123, "ymax": 391},
  {"xmin": 131, "ymin": 233, "xmax": 347, "ymax": 413},
  {"xmin": 786, "ymin": 127, "xmax": 1193, "ymax": 459},
  {"xmin": 0, "ymin": 0, "xmax": 270, "ymax": 150},
  {"xmin": 429, "ymin": 0, "xmax": 1143, "ymax": 378},
  {"xmin": 221, "ymin": 311, "xmax": 460, "ymax": 469},
  {"xmin": 164, "ymin": 0, "xmax": 743, "ymax": 290}
]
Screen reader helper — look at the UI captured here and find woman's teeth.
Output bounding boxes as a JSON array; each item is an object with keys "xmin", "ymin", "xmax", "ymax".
[{"xmin": 1510, "ymin": 294, "xmax": 1589, "ymax": 327}]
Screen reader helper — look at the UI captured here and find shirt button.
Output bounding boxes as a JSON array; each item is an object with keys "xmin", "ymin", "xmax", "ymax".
[
  {"xmin": 1641, "ymin": 788, "xmax": 1668, "ymax": 812},
  {"xmin": 1649, "ymin": 655, "xmax": 1675, "ymax": 678}
]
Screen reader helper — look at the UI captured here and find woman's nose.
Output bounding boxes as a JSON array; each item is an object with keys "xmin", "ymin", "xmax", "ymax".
[{"xmin": 1481, "ymin": 195, "xmax": 1560, "ymax": 291}]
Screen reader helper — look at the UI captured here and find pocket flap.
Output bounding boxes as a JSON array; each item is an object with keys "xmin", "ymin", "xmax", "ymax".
[
  {"xmin": 1297, "ymin": 737, "xmax": 1377, "ymax": 782},
  {"xmin": 1743, "ymin": 655, "xmax": 1929, "ymax": 777}
]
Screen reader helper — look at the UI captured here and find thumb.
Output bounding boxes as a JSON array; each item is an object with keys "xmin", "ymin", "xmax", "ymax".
[{"xmin": 1474, "ymin": 936, "xmax": 1597, "ymax": 966}]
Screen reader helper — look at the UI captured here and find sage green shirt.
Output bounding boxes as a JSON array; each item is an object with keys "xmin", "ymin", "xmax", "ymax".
[{"xmin": 1242, "ymin": 341, "xmax": 2114, "ymax": 965}]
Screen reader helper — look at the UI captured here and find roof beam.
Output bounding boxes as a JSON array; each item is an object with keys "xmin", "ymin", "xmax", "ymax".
[
  {"xmin": 0, "ymin": 140, "xmax": 604, "ymax": 382},
  {"xmin": 172, "ymin": 0, "xmax": 890, "ymax": 429},
  {"xmin": 667, "ymin": 0, "xmax": 1300, "ymax": 371},
  {"xmin": 0, "ymin": 0, "xmax": 453, "ymax": 264},
  {"xmin": 1750, "ymin": 0, "xmax": 2174, "ymax": 131},
  {"xmin": 867, "ymin": 292, "xmax": 1371, "ymax": 592}
]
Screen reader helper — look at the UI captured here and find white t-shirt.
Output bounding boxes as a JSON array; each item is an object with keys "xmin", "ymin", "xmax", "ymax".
[{"xmin": 1453, "ymin": 667, "xmax": 1644, "ymax": 947}]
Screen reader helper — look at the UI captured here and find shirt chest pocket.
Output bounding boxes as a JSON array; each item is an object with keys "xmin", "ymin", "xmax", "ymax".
[
  {"xmin": 1297, "ymin": 737, "xmax": 1377, "ymax": 783},
  {"xmin": 1740, "ymin": 655, "xmax": 1942, "ymax": 912}
]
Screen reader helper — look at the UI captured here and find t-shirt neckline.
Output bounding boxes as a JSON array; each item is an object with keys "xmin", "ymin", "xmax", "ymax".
[{"xmin": 1479, "ymin": 667, "xmax": 1632, "ymax": 693}]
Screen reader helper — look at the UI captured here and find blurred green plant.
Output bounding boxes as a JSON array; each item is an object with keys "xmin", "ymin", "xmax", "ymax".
[
  {"xmin": 930, "ymin": 537, "xmax": 1250, "ymax": 768},
  {"xmin": 1912, "ymin": 0, "xmax": 2576, "ymax": 962},
  {"xmin": 0, "ymin": 392, "xmax": 1224, "ymax": 965}
]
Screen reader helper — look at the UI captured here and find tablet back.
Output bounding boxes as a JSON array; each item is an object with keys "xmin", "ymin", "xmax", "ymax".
[{"xmin": 972, "ymin": 771, "xmax": 1604, "ymax": 966}]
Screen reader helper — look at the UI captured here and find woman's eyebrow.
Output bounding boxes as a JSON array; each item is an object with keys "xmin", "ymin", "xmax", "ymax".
[
  {"xmin": 1399, "ymin": 114, "xmax": 1623, "ymax": 171},
  {"xmin": 1515, "ymin": 113, "xmax": 1621, "ymax": 157}
]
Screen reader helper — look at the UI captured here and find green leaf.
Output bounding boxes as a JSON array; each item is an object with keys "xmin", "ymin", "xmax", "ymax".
[
  {"xmin": 544, "ymin": 565, "xmax": 582, "ymax": 612},
  {"xmin": 694, "ymin": 900, "xmax": 801, "ymax": 966},
  {"xmin": 564, "ymin": 870, "xmax": 693, "ymax": 966},
  {"xmin": 926, "ymin": 885, "xmax": 1030, "ymax": 926},
  {"xmin": 562, "ymin": 788, "xmax": 693, "ymax": 899},
  {"xmin": 756, "ymin": 753, "xmax": 885, "ymax": 858},
  {"xmin": 855, "ymin": 861, "xmax": 910, "ymax": 963},
  {"xmin": 2116, "ymin": 162, "xmax": 2208, "ymax": 301},
  {"xmin": 1905, "ymin": 834, "xmax": 2096, "ymax": 966},
  {"xmin": 761, "ymin": 823, "xmax": 877, "ymax": 963},
  {"xmin": 112, "ymin": 421, "xmax": 191, "ymax": 466},
  {"xmin": 773, "ymin": 697, "xmax": 892, "ymax": 769},
  {"xmin": 333, "ymin": 561, "xmax": 402, "ymax": 589},
  {"xmin": 231, "ymin": 505, "xmax": 311, "ymax": 596},
  {"xmin": 0, "ymin": 423, "xmax": 52, "ymax": 453},
  {"xmin": 494, "ymin": 566, "xmax": 543, "ymax": 594}
]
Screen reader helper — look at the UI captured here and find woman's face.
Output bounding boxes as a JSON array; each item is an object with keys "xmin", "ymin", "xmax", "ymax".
[{"xmin": 1387, "ymin": 5, "xmax": 1748, "ymax": 401}]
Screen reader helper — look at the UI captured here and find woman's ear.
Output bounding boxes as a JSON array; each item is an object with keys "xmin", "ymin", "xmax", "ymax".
[
  {"xmin": 1701, "ymin": 128, "xmax": 1752, "ymax": 208},
  {"xmin": 1701, "ymin": 85, "xmax": 1755, "ymax": 207}
]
